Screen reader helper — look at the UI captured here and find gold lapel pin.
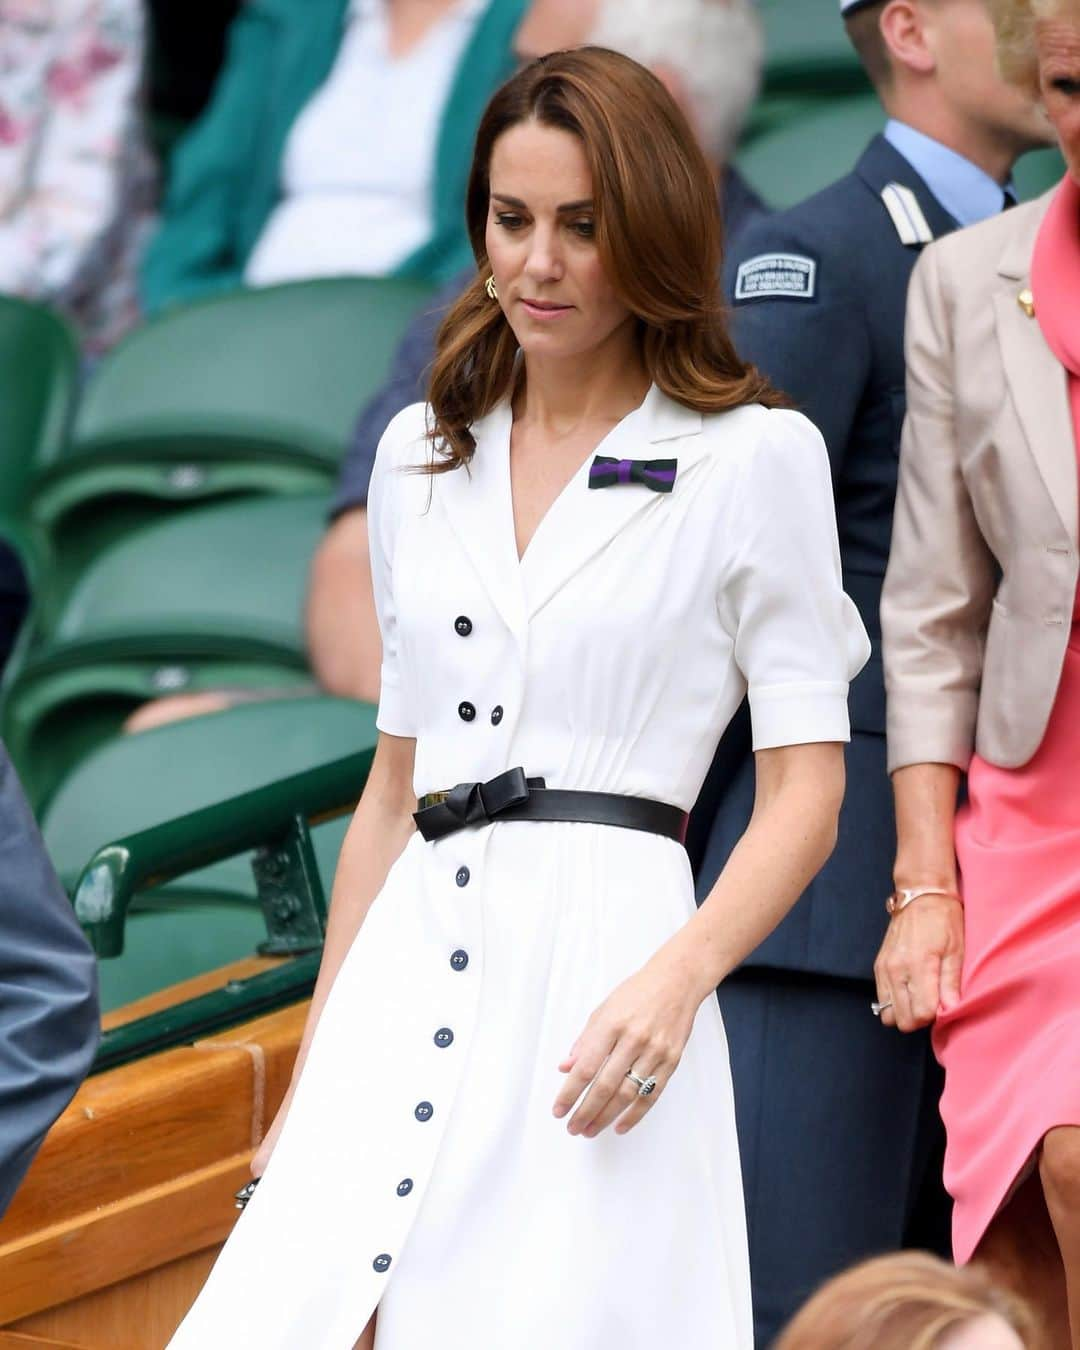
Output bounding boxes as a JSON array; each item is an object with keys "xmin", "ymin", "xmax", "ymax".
[{"xmin": 1017, "ymin": 287, "xmax": 1035, "ymax": 318}]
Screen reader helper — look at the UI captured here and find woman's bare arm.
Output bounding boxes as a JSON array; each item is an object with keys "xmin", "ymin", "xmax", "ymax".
[{"xmin": 553, "ymin": 740, "xmax": 846, "ymax": 1137}]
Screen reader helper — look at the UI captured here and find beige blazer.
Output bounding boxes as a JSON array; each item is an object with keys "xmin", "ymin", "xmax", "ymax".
[{"xmin": 882, "ymin": 188, "xmax": 1078, "ymax": 773}]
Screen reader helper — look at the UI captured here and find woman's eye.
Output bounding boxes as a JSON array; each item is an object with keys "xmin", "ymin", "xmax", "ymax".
[
  {"xmin": 494, "ymin": 212, "xmax": 525, "ymax": 230},
  {"xmin": 569, "ymin": 219, "xmax": 596, "ymax": 239},
  {"xmin": 1050, "ymin": 75, "xmax": 1080, "ymax": 95}
]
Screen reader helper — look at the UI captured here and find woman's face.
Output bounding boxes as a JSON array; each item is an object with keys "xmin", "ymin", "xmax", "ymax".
[
  {"xmin": 1037, "ymin": 17, "xmax": 1080, "ymax": 183},
  {"xmin": 484, "ymin": 120, "xmax": 635, "ymax": 363}
]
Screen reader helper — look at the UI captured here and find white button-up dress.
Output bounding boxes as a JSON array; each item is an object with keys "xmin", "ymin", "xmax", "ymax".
[{"xmin": 169, "ymin": 386, "xmax": 869, "ymax": 1349}]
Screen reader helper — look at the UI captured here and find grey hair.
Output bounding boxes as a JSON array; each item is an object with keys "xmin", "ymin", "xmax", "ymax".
[
  {"xmin": 988, "ymin": 0, "xmax": 1080, "ymax": 96},
  {"xmin": 589, "ymin": 0, "xmax": 764, "ymax": 164}
]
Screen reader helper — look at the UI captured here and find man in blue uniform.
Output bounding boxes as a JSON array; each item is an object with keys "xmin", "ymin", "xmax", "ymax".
[{"xmin": 696, "ymin": 1, "xmax": 1055, "ymax": 1342}]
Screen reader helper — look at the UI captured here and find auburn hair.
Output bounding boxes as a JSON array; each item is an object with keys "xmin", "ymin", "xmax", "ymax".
[
  {"xmin": 774, "ymin": 1252, "xmax": 1045, "ymax": 1350},
  {"xmin": 425, "ymin": 46, "xmax": 782, "ymax": 473}
]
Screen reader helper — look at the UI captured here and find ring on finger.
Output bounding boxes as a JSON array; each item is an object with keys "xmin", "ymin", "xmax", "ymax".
[
  {"xmin": 626, "ymin": 1068, "xmax": 657, "ymax": 1098},
  {"xmin": 870, "ymin": 1000, "xmax": 892, "ymax": 1017}
]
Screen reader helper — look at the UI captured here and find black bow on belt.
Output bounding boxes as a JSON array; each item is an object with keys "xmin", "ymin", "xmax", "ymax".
[{"xmin": 414, "ymin": 767, "xmax": 546, "ymax": 841}]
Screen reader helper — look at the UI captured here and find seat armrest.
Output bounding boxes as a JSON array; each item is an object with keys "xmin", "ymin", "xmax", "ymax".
[{"xmin": 74, "ymin": 748, "xmax": 372, "ymax": 957}]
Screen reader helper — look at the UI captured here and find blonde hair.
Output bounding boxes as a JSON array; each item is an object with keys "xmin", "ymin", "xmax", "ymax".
[
  {"xmin": 989, "ymin": 0, "xmax": 1080, "ymax": 96},
  {"xmin": 774, "ymin": 1252, "xmax": 1044, "ymax": 1350}
]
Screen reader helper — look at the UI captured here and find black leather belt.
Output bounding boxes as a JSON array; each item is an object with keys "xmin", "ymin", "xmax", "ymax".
[{"xmin": 414, "ymin": 766, "xmax": 688, "ymax": 845}]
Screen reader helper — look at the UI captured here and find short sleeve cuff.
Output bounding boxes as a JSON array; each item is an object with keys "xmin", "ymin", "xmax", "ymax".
[
  {"xmin": 885, "ymin": 691, "xmax": 977, "ymax": 774},
  {"xmin": 749, "ymin": 681, "xmax": 851, "ymax": 751},
  {"xmin": 374, "ymin": 671, "xmax": 415, "ymax": 739}
]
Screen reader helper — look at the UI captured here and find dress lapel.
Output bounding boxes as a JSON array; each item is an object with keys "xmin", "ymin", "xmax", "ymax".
[
  {"xmin": 520, "ymin": 385, "xmax": 705, "ymax": 620},
  {"xmin": 993, "ymin": 196, "xmax": 1078, "ymax": 550},
  {"xmin": 432, "ymin": 400, "xmax": 529, "ymax": 654}
]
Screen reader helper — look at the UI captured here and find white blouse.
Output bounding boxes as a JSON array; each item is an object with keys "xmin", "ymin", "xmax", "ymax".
[{"xmin": 245, "ymin": 0, "xmax": 485, "ymax": 286}]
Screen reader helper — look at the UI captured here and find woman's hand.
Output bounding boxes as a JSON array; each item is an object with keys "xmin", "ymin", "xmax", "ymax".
[
  {"xmin": 873, "ymin": 893, "xmax": 964, "ymax": 1032},
  {"xmin": 552, "ymin": 945, "xmax": 706, "ymax": 1138},
  {"xmin": 876, "ymin": 765, "xmax": 965, "ymax": 1032}
]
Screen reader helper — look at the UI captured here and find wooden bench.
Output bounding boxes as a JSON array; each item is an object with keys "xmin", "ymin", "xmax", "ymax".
[{"xmin": 0, "ymin": 958, "xmax": 306, "ymax": 1350}]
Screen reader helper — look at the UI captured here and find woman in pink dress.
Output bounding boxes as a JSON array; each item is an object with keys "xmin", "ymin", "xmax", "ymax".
[{"xmin": 876, "ymin": 1, "xmax": 1080, "ymax": 1344}]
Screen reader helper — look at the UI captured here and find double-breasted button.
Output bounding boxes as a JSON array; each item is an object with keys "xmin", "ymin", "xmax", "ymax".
[
  {"xmin": 455, "ymin": 866, "xmax": 470, "ymax": 887},
  {"xmin": 414, "ymin": 1101, "xmax": 434, "ymax": 1122},
  {"xmin": 373, "ymin": 1254, "xmax": 392, "ymax": 1273},
  {"xmin": 458, "ymin": 701, "xmax": 476, "ymax": 722},
  {"xmin": 396, "ymin": 1178, "xmax": 414, "ymax": 1197},
  {"xmin": 454, "ymin": 615, "xmax": 473, "ymax": 637},
  {"xmin": 450, "ymin": 949, "xmax": 469, "ymax": 971},
  {"xmin": 434, "ymin": 1028, "xmax": 454, "ymax": 1048},
  {"xmin": 490, "ymin": 705, "xmax": 504, "ymax": 725}
]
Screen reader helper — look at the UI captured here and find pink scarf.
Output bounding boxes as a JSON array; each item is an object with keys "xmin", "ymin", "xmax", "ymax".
[{"xmin": 1031, "ymin": 173, "xmax": 1080, "ymax": 437}]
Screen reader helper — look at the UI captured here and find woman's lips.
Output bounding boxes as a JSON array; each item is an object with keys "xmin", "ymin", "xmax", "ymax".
[{"xmin": 520, "ymin": 299, "xmax": 574, "ymax": 320}]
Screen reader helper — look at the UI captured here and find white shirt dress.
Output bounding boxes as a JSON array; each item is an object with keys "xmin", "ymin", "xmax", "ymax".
[{"xmin": 168, "ymin": 386, "xmax": 870, "ymax": 1349}]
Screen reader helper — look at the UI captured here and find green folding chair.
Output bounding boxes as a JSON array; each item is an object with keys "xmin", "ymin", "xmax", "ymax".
[
  {"xmin": 3, "ymin": 493, "xmax": 329, "ymax": 807},
  {"xmin": 0, "ymin": 297, "xmax": 79, "ymax": 588},
  {"xmin": 29, "ymin": 276, "xmax": 435, "ymax": 616},
  {"xmin": 43, "ymin": 694, "xmax": 378, "ymax": 1011}
]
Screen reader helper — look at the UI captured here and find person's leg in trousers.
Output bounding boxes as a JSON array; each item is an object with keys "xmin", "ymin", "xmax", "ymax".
[{"xmin": 719, "ymin": 967, "xmax": 951, "ymax": 1346}]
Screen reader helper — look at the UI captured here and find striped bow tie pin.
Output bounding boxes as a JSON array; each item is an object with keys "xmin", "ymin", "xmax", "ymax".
[{"xmin": 588, "ymin": 456, "xmax": 677, "ymax": 493}]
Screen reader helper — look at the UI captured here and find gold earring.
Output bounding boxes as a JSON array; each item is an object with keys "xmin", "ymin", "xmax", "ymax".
[{"xmin": 485, "ymin": 274, "xmax": 498, "ymax": 301}]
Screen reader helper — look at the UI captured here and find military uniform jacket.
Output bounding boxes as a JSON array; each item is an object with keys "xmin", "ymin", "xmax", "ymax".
[
  {"xmin": 697, "ymin": 134, "xmax": 959, "ymax": 980},
  {"xmin": 169, "ymin": 388, "xmax": 867, "ymax": 1349}
]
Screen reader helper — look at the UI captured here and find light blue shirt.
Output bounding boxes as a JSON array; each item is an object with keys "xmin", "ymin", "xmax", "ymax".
[{"xmin": 883, "ymin": 120, "xmax": 1015, "ymax": 228}]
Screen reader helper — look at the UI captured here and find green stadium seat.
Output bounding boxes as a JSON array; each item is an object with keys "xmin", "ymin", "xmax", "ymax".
[
  {"xmin": 0, "ymin": 297, "xmax": 79, "ymax": 587},
  {"xmin": 1013, "ymin": 145, "xmax": 1068, "ymax": 200},
  {"xmin": 29, "ymin": 276, "xmax": 434, "ymax": 615},
  {"xmin": 736, "ymin": 92, "xmax": 886, "ymax": 210},
  {"xmin": 42, "ymin": 694, "xmax": 377, "ymax": 1010},
  {"xmin": 758, "ymin": 0, "xmax": 867, "ymax": 97},
  {"xmin": 3, "ymin": 493, "xmax": 328, "ymax": 806}
]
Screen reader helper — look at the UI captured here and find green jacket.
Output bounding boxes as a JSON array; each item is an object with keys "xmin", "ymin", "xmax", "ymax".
[{"xmin": 140, "ymin": 0, "xmax": 526, "ymax": 314}]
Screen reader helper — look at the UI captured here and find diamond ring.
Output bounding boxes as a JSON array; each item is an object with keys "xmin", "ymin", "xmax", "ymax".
[
  {"xmin": 626, "ymin": 1069, "xmax": 657, "ymax": 1097},
  {"xmin": 871, "ymin": 1000, "xmax": 892, "ymax": 1017}
]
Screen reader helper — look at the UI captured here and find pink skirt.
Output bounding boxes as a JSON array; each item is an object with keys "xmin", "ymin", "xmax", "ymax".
[{"xmin": 935, "ymin": 623, "xmax": 1080, "ymax": 1262}]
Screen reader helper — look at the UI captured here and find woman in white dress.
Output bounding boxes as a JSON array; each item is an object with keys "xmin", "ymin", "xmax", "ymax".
[{"xmin": 168, "ymin": 47, "xmax": 870, "ymax": 1350}]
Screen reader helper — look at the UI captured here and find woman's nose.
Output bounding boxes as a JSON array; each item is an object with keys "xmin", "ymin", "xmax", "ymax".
[{"xmin": 524, "ymin": 229, "xmax": 563, "ymax": 281}]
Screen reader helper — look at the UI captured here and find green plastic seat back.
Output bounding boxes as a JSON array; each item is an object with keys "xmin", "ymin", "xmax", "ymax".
[
  {"xmin": 736, "ymin": 92, "xmax": 886, "ymax": 210},
  {"xmin": 5, "ymin": 662, "xmax": 314, "ymax": 814},
  {"xmin": 53, "ymin": 493, "xmax": 328, "ymax": 650},
  {"xmin": 42, "ymin": 695, "xmax": 378, "ymax": 1009},
  {"xmin": 0, "ymin": 296, "xmax": 79, "ymax": 505},
  {"xmin": 3, "ymin": 493, "xmax": 328, "ymax": 803},
  {"xmin": 70, "ymin": 277, "xmax": 436, "ymax": 460},
  {"xmin": 1013, "ymin": 145, "xmax": 1067, "ymax": 200},
  {"xmin": 758, "ymin": 0, "xmax": 866, "ymax": 95}
]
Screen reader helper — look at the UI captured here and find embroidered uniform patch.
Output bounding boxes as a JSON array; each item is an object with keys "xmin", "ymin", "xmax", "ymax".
[{"xmin": 733, "ymin": 253, "xmax": 817, "ymax": 302}]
